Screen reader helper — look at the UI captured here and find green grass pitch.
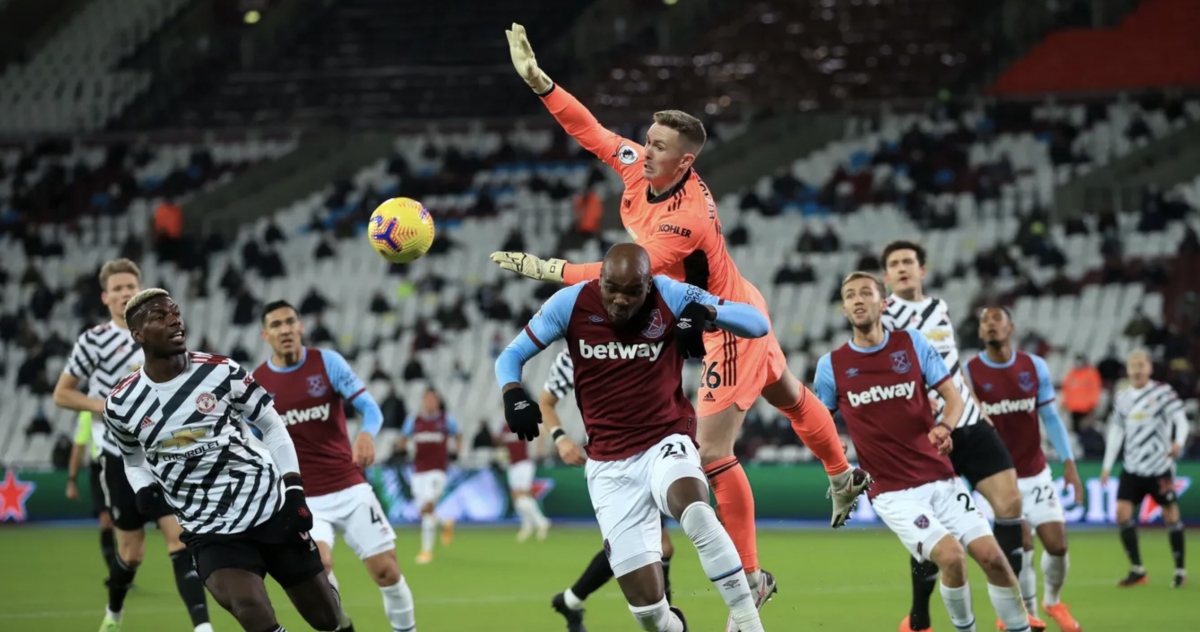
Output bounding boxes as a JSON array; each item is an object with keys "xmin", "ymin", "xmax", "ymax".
[{"xmin": 0, "ymin": 523, "xmax": 1195, "ymax": 631}]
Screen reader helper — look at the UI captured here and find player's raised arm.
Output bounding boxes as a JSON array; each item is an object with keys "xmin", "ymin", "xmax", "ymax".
[
  {"xmin": 495, "ymin": 284, "xmax": 583, "ymax": 441},
  {"xmin": 654, "ymin": 275, "xmax": 769, "ymax": 340},
  {"xmin": 492, "ymin": 209, "xmax": 707, "ymax": 286},
  {"xmin": 507, "ymin": 23, "xmax": 643, "ymax": 184}
]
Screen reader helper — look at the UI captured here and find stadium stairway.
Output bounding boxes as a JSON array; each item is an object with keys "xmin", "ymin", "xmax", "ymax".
[{"xmin": 1055, "ymin": 106, "xmax": 1200, "ymax": 217}]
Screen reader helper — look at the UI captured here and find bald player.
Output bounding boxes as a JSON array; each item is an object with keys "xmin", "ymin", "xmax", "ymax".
[{"xmin": 498, "ymin": 243, "xmax": 773, "ymax": 632}]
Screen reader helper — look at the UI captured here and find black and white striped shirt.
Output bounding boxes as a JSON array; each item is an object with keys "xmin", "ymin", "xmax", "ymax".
[
  {"xmin": 65, "ymin": 321, "xmax": 144, "ymax": 455},
  {"xmin": 542, "ymin": 348, "xmax": 574, "ymax": 399},
  {"xmin": 1103, "ymin": 380, "xmax": 1190, "ymax": 477},
  {"xmin": 882, "ymin": 295, "xmax": 984, "ymax": 428},
  {"xmin": 103, "ymin": 352, "xmax": 285, "ymax": 536}
]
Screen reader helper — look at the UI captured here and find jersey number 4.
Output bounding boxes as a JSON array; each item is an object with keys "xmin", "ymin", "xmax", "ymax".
[{"xmin": 369, "ymin": 505, "xmax": 384, "ymax": 524}]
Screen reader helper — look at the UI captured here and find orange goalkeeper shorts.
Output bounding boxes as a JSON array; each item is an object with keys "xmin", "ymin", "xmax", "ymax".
[{"xmin": 695, "ymin": 281, "xmax": 787, "ymax": 418}]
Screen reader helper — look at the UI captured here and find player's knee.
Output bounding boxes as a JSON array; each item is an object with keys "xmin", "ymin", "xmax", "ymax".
[
  {"xmin": 990, "ymin": 491, "xmax": 1023, "ymax": 519},
  {"xmin": 1043, "ymin": 541, "xmax": 1067, "ymax": 557},
  {"xmin": 321, "ymin": 558, "xmax": 334, "ymax": 576},
  {"xmin": 931, "ymin": 538, "xmax": 966, "ymax": 573},
  {"xmin": 973, "ymin": 543, "xmax": 1012, "ymax": 578},
  {"xmin": 228, "ymin": 594, "xmax": 273, "ymax": 625},
  {"xmin": 373, "ymin": 564, "xmax": 401, "ymax": 586},
  {"xmin": 118, "ymin": 545, "xmax": 145, "ymax": 566},
  {"xmin": 308, "ymin": 606, "xmax": 341, "ymax": 631}
]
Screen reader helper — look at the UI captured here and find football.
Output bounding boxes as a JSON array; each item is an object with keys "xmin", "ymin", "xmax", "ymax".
[{"xmin": 367, "ymin": 197, "xmax": 436, "ymax": 263}]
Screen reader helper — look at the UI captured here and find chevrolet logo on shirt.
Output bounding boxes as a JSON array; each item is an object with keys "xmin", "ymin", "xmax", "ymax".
[
  {"xmin": 924, "ymin": 330, "xmax": 951, "ymax": 341},
  {"xmin": 163, "ymin": 428, "xmax": 208, "ymax": 449}
]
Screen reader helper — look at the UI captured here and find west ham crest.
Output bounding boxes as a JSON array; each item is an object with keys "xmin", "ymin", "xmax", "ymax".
[
  {"xmin": 641, "ymin": 309, "xmax": 667, "ymax": 339},
  {"xmin": 1017, "ymin": 371, "xmax": 1035, "ymax": 392},
  {"xmin": 914, "ymin": 514, "xmax": 929, "ymax": 529},
  {"xmin": 306, "ymin": 374, "xmax": 328, "ymax": 398},
  {"xmin": 890, "ymin": 350, "xmax": 912, "ymax": 374}
]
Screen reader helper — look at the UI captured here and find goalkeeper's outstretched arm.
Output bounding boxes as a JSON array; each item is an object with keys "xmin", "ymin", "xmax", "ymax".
[{"xmin": 507, "ymin": 23, "xmax": 644, "ymax": 185}]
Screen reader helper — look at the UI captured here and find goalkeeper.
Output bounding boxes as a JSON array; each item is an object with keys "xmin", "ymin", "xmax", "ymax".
[{"xmin": 493, "ymin": 23, "xmax": 874, "ymax": 630}]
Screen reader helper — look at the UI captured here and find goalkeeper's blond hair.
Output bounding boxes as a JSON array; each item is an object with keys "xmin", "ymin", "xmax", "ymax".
[{"xmin": 653, "ymin": 110, "xmax": 707, "ymax": 154}]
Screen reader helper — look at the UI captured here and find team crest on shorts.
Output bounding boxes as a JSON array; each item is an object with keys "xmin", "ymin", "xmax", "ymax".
[
  {"xmin": 306, "ymin": 374, "xmax": 328, "ymax": 397},
  {"xmin": 641, "ymin": 309, "xmax": 667, "ymax": 339},
  {"xmin": 195, "ymin": 392, "xmax": 217, "ymax": 414},
  {"xmin": 603, "ymin": 538, "xmax": 612, "ymax": 558},
  {"xmin": 1017, "ymin": 371, "xmax": 1035, "ymax": 392},
  {"xmin": 890, "ymin": 350, "xmax": 912, "ymax": 374},
  {"xmin": 914, "ymin": 514, "xmax": 929, "ymax": 529}
]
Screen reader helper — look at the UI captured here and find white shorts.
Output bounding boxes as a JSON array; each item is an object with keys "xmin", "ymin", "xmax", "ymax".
[
  {"xmin": 507, "ymin": 460, "xmax": 535, "ymax": 493},
  {"xmin": 307, "ymin": 483, "xmax": 396, "ymax": 560},
  {"xmin": 411, "ymin": 470, "xmax": 447, "ymax": 506},
  {"xmin": 585, "ymin": 434, "xmax": 702, "ymax": 578},
  {"xmin": 872, "ymin": 478, "xmax": 994, "ymax": 563},
  {"xmin": 1019, "ymin": 466, "xmax": 1065, "ymax": 528}
]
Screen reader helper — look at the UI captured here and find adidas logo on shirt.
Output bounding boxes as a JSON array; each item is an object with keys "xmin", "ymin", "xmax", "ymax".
[{"xmin": 847, "ymin": 382, "xmax": 917, "ymax": 407}]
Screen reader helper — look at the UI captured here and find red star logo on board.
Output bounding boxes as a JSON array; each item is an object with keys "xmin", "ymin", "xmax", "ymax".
[
  {"xmin": 530, "ymin": 478, "xmax": 556, "ymax": 501},
  {"xmin": 0, "ymin": 469, "xmax": 36, "ymax": 522}
]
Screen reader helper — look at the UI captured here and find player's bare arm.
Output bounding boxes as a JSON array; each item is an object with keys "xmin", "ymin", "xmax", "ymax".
[
  {"xmin": 929, "ymin": 379, "xmax": 962, "ymax": 454},
  {"xmin": 53, "ymin": 372, "xmax": 106, "ymax": 414},
  {"xmin": 540, "ymin": 389, "xmax": 586, "ymax": 465}
]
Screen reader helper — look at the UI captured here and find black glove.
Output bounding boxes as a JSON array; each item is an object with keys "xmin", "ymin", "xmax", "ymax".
[
  {"xmin": 280, "ymin": 474, "xmax": 314, "ymax": 535},
  {"xmin": 675, "ymin": 302, "xmax": 712, "ymax": 359},
  {"xmin": 503, "ymin": 386, "xmax": 542, "ymax": 441},
  {"xmin": 135, "ymin": 483, "xmax": 172, "ymax": 518}
]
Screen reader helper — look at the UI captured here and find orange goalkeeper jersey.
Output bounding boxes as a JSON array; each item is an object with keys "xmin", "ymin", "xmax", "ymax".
[{"xmin": 543, "ymin": 85, "xmax": 749, "ymax": 305}]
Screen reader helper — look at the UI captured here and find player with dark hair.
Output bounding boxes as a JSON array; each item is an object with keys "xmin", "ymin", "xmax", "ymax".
[
  {"xmin": 1102, "ymin": 349, "xmax": 1189, "ymax": 588},
  {"xmin": 495, "ymin": 28, "xmax": 869, "ymax": 628},
  {"xmin": 539, "ymin": 347, "xmax": 677, "ymax": 632},
  {"xmin": 103, "ymin": 289, "xmax": 342, "ymax": 632},
  {"xmin": 817, "ymin": 272, "xmax": 1033, "ymax": 632},
  {"xmin": 969, "ymin": 307, "xmax": 1082, "ymax": 631},
  {"xmin": 880, "ymin": 241, "xmax": 1039, "ymax": 632},
  {"xmin": 497, "ymin": 243, "xmax": 780, "ymax": 632},
  {"xmin": 53, "ymin": 259, "xmax": 212, "ymax": 632},
  {"xmin": 255, "ymin": 300, "xmax": 417, "ymax": 632},
  {"xmin": 398, "ymin": 386, "xmax": 461, "ymax": 564}
]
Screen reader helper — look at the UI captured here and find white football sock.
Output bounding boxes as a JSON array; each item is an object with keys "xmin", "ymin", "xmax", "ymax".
[
  {"xmin": 380, "ymin": 575, "xmax": 416, "ymax": 631},
  {"xmin": 563, "ymin": 588, "xmax": 584, "ymax": 610},
  {"xmin": 628, "ymin": 597, "xmax": 683, "ymax": 632},
  {"xmin": 939, "ymin": 582, "xmax": 976, "ymax": 631},
  {"xmin": 420, "ymin": 514, "xmax": 437, "ymax": 553},
  {"xmin": 747, "ymin": 569, "xmax": 762, "ymax": 590},
  {"xmin": 988, "ymin": 582, "xmax": 1030, "ymax": 631},
  {"xmin": 516, "ymin": 495, "xmax": 550, "ymax": 526},
  {"xmin": 194, "ymin": 624, "xmax": 214, "ymax": 632},
  {"xmin": 105, "ymin": 607, "xmax": 123, "ymax": 622},
  {"xmin": 512, "ymin": 496, "xmax": 533, "ymax": 528},
  {"xmin": 680, "ymin": 501, "xmax": 763, "ymax": 632},
  {"xmin": 1018, "ymin": 548, "xmax": 1037, "ymax": 615},
  {"xmin": 1041, "ymin": 552, "xmax": 1068, "ymax": 606}
]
